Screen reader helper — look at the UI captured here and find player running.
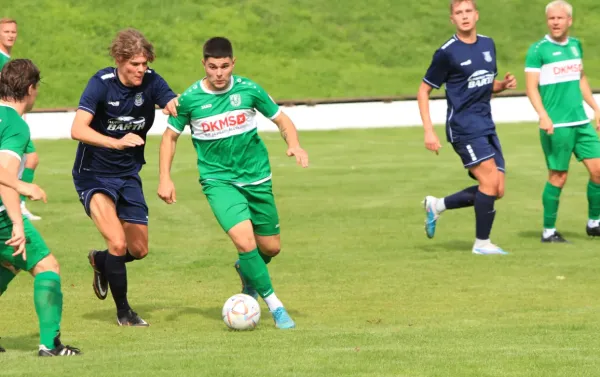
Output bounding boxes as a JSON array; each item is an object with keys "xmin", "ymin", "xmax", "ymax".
[
  {"xmin": 0, "ymin": 59, "xmax": 80, "ymax": 356},
  {"xmin": 417, "ymin": 0, "xmax": 517, "ymax": 255},
  {"xmin": 525, "ymin": 0, "xmax": 600, "ymax": 243},
  {"xmin": 71, "ymin": 29, "xmax": 178, "ymax": 326},
  {"xmin": 158, "ymin": 37, "xmax": 308, "ymax": 329},
  {"xmin": 0, "ymin": 18, "xmax": 42, "ymax": 221}
]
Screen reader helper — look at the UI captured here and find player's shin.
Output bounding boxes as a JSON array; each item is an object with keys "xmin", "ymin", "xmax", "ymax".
[
  {"xmin": 587, "ymin": 180, "xmax": 600, "ymax": 227},
  {"xmin": 474, "ymin": 190, "xmax": 496, "ymax": 241},
  {"xmin": 543, "ymin": 182, "xmax": 562, "ymax": 230},
  {"xmin": 238, "ymin": 249, "xmax": 282, "ymax": 310},
  {"xmin": 444, "ymin": 185, "xmax": 478, "ymax": 210},
  {"xmin": 34, "ymin": 271, "xmax": 62, "ymax": 349},
  {"xmin": 104, "ymin": 254, "xmax": 131, "ymax": 314}
]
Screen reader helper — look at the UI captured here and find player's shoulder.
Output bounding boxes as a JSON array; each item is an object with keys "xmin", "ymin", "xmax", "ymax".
[
  {"xmin": 567, "ymin": 36, "xmax": 582, "ymax": 46},
  {"xmin": 90, "ymin": 67, "xmax": 117, "ymax": 83},
  {"xmin": 436, "ymin": 35, "xmax": 459, "ymax": 52},
  {"xmin": 527, "ymin": 36, "xmax": 551, "ymax": 52},
  {"xmin": 141, "ymin": 67, "xmax": 166, "ymax": 84},
  {"xmin": 0, "ymin": 105, "xmax": 28, "ymax": 131},
  {"xmin": 231, "ymin": 75, "xmax": 268, "ymax": 94},
  {"xmin": 476, "ymin": 34, "xmax": 496, "ymax": 46}
]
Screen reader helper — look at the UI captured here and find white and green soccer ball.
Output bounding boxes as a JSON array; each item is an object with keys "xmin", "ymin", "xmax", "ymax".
[{"xmin": 222, "ymin": 293, "xmax": 261, "ymax": 330}]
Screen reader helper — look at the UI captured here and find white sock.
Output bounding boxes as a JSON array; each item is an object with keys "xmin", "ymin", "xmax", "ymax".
[
  {"xmin": 264, "ymin": 293, "xmax": 283, "ymax": 312},
  {"xmin": 474, "ymin": 238, "xmax": 490, "ymax": 247},
  {"xmin": 435, "ymin": 198, "xmax": 446, "ymax": 213},
  {"xmin": 543, "ymin": 228, "xmax": 556, "ymax": 238},
  {"xmin": 588, "ymin": 219, "xmax": 600, "ymax": 228}
]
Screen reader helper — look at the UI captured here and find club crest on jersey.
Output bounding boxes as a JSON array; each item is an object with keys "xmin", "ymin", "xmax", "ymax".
[
  {"xmin": 134, "ymin": 92, "xmax": 144, "ymax": 106},
  {"xmin": 482, "ymin": 51, "xmax": 493, "ymax": 62},
  {"xmin": 570, "ymin": 46, "xmax": 579, "ymax": 57},
  {"xmin": 229, "ymin": 94, "xmax": 241, "ymax": 107}
]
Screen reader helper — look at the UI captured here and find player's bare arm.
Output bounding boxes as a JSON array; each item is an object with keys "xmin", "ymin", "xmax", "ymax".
[
  {"xmin": 157, "ymin": 127, "xmax": 180, "ymax": 204},
  {"xmin": 0, "ymin": 164, "xmax": 46, "ymax": 202},
  {"xmin": 525, "ymin": 71, "xmax": 554, "ymax": 134},
  {"xmin": 580, "ymin": 70, "xmax": 600, "ymax": 130},
  {"xmin": 272, "ymin": 112, "xmax": 308, "ymax": 168},
  {"xmin": 71, "ymin": 109, "xmax": 145, "ymax": 150},
  {"xmin": 0, "ymin": 152, "xmax": 26, "ymax": 258},
  {"xmin": 492, "ymin": 72, "xmax": 517, "ymax": 93},
  {"xmin": 417, "ymin": 81, "xmax": 442, "ymax": 154}
]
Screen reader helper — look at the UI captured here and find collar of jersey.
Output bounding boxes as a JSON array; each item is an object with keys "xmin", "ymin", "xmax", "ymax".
[
  {"xmin": 200, "ymin": 77, "xmax": 234, "ymax": 95},
  {"xmin": 0, "ymin": 50, "xmax": 10, "ymax": 59},
  {"xmin": 545, "ymin": 34, "xmax": 568, "ymax": 46},
  {"xmin": 0, "ymin": 102, "xmax": 18, "ymax": 112}
]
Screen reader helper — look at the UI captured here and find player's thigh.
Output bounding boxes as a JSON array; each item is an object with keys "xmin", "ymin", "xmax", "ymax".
[
  {"xmin": 116, "ymin": 174, "xmax": 149, "ymax": 226},
  {"xmin": 202, "ymin": 181, "xmax": 251, "ymax": 234},
  {"xmin": 539, "ymin": 127, "xmax": 575, "ymax": 172},
  {"xmin": 0, "ymin": 219, "xmax": 53, "ymax": 273},
  {"xmin": 121, "ymin": 222, "xmax": 148, "ymax": 259},
  {"xmin": 243, "ymin": 181, "xmax": 281, "ymax": 238},
  {"xmin": 89, "ymin": 193, "xmax": 127, "ymax": 255},
  {"xmin": 574, "ymin": 124, "xmax": 600, "ymax": 177}
]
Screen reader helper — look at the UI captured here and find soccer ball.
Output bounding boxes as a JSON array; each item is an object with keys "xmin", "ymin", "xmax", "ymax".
[{"xmin": 222, "ymin": 293, "xmax": 261, "ymax": 330}]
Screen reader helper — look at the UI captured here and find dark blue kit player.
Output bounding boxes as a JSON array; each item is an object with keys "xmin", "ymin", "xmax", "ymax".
[
  {"xmin": 416, "ymin": 0, "xmax": 517, "ymax": 255},
  {"xmin": 71, "ymin": 29, "xmax": 179, "ymax": 325}
]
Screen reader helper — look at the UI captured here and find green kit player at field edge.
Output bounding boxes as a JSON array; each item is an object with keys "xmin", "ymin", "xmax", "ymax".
[
  {"xmin": 0, "ymin": 18, "xmax": 42, "ymax": 221},
  {"xmin": 525, "ymin": 0, "xmax": 600, "ymax": 243},
  {"xmin": 158, "ymin": 37, "xmax": 308, "ymax": 329},
  {"xmin": 0, "ymin": 59, "xmax": 80, "ymax": 356}
]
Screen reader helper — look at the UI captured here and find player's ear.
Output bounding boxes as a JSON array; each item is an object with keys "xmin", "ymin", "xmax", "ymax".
[{"xmin": 231, "ymin": 57, "xmax": 236, "ymax": 68}]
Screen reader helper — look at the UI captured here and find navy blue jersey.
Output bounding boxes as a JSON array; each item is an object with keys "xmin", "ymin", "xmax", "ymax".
[
  {"xmin": 73, "ymin": 67, "xmax": 176, "ymax": 177},
  {"xmin": 423, "ymin": 35, "xmax": 498, "ymax": 143}
]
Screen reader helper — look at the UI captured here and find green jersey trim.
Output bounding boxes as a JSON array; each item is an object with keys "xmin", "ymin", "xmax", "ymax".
[
  {"xmin": 200, "ymin": 78, "xmax": 234, "ymax": 95},
  {"xmin": 544, "ymin": 34, "xmax": 568, "ymax": 46},
  {"xmin": 201, "ymin": 173, "xmax": 272, "ymax": 187},
  {"xmin": 0, "ymin": 50, "xmax": 9, "ymax": 59},
  {"xmin": 552, "ymin": 120, "xmax": 589, "ymax": 128}
]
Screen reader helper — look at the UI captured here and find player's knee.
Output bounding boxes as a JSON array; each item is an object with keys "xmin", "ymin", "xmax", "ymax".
[
  {"xmin": 262, "ymin": 245, "xmax": 281, "ymax": 257},
  {"xmin": 31, "ymin": 254, "xmax": 60, "ymax": 275},
  {"xmin": 549, "ymin": 171, "xmax": 568, "ymax": 188},
  {"xmin": 128, "ymin": 245, "xmax": 148, "ymax": 260},
  {"xmin": 108, "ymin": 239, "xmax": 128, "ymax": 256}
]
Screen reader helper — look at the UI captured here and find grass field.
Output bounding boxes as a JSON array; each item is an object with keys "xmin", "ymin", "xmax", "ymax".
[
  {"xmin": 2, "ymin": 0, "xmax": 600, "ymax": 107},
  {"xmin": 2, "ymin": 124, "xmax": 600, "ymax": 376}
]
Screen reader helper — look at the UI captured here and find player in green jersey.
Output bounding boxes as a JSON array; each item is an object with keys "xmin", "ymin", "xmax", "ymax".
[
  {"xmin": 0, "ymin": 59, "xmax": 80, "ymax": 356},
  {"xmin": 525, "ymin": 0, "xmax": 600, "ymax": 243},
  {"xmin": 0, "ymin": 18, "xmax": 42, "ymax": 221},
  {"xmin": 158, "ymin": 37, "xmax": 308, "ymax": 329}
]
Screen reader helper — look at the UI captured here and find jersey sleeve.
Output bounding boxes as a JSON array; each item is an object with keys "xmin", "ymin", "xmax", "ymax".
[
  {"xmin": 78, "ymin": 76, "xmax": 107, "ymax": 115},
  {"xmin": 167, "ymin": 96, "xmax": 191, "ymax": 134},
  {"xmin": 525, "ymin": 44, "xmax": 543, "ymax": 72},
  {"xmin": 423, "ymin": 49, "xmax": 450, "ymax": 89},
  {"xmin": 0, "ymin": 121, "xmax": 29, "ymax": 162},
  {"xmin": 25, "ymin": 140, "xmax": 35, "ymax": 154},
  {"xmin": 252, "ymin": 84, "xmax": 280, "ymax": 119},
  {"xmin": 152, "ymin": 72, "xmax": 177, "ymax": 108}
]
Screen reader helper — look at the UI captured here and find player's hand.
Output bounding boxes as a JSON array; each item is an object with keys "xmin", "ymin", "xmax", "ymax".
[
  {"xmin": 162, "ymin": 95, "xmax": 180, "ymax": 117},
  {"xmin": 115, "ymin": 133, "xmax": 145, "ymax": 150},
  {"xmin": 594, "ymin": 109, "xmax": 600, "ymax": 131},
  {"xmin": 424, "ymin": 130, "xmax": 442, "ymax": 154},
  {"xmin": 7, "ymin": 222, "xmax": 26, "ymax": 260},
  {"xmin": 502, "ymin": 72, "xmax": 517, "ymax": 90},
  {"xmin": 158, "ymin": 179, "xmax": 177, "ymax": 204},
  {"xmin": 15, "ymin": 182, "xmax": 47, "ymax": 203},
  {"xmin": 540, "ymin": 114, "xmax": 554, "ymax": 135},
  {"xmin": 286, "ymin": 146, "xmax": 309, "ymax": 168}
]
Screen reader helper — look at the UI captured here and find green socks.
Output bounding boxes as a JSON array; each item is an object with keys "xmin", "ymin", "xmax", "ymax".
[
  {"xmin": 238, "ymin": 249, "xmax": 274, "ymax": 298},
  {"xmin": 258, "ymin": 250, "xmax": 272, "ymax": 265},
  {"xmin": 542, "ymin": 182, "xmax": 562, "ymax": 229},
  {"xmin": 588, "ymin": 180, "xmax": 600, "ymax": 221},
  {"xmin": 19, "ymin": 167, "xmax": 35, "ymax": 202},
  {"xmin": 34, "ymin": 271, "xmax": 63, "ymax": 349}
]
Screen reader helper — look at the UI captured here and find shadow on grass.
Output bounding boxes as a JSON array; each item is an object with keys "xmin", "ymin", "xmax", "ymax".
[
  {"xmin": 82, "ymin": 304, "xmax": 223, "ymax": 324},
  {"xmin": 418, "ymin": 240, "xmax": 473, "ymax": 253},
  {"xmin": 1, "ymin": 333, "xmax": 38, "ymax": 352}
]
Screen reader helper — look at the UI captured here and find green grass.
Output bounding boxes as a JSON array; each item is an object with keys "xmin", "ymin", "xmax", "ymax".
[
  {"xmin": 2, "ymin": 124, "xmax": 600, "ymax": 376},
  {"xmin": 3, "ymin": 0, "xmax": 600, "ymax": 108}
]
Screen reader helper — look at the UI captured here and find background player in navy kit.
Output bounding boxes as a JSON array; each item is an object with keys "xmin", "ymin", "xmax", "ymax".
[
  {"xmin": 417, "ymin": 0, "xmax": 517, "ymax": 255},
  {"xmin": 70, "ymin": 29, "xmax": 178, "ymax": 326}
]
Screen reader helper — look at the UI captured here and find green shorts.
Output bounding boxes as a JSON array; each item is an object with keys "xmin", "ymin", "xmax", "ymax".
[
  {"xmin": 540, "ymin": 123, "xmax": 600, "ymax": 171},
  {"xmin": 0, "ymin": 217, "xmax": 50, "ymax": 272},
  {"xmin": 202, "ymin": 179, "xmax": 280, "ymax": 236}
]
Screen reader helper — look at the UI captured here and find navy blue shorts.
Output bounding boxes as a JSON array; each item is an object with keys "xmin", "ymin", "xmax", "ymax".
[
  {"xmin": 452, "ymin": 134, "xmax": 505, "ymax": 176},
  {"xmin": 73, "ymin": 174, "xmax": 148, "ymax": 225}
]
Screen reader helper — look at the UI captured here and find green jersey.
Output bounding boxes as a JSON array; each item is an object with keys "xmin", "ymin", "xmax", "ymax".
[
  {"xmin": 0, "ymin": 51, "xmax": 9, "ymax": 70},
  {"xmin": 0, "ymin": 104, "xmax": 31, "ymax": 223},
  {"xmin": 168, "ymin": 75, "xmax": 280, "ymax": 185},
  {"xmin": 525, "ymin": 35, "xmax": 588, "ymax": 128}
]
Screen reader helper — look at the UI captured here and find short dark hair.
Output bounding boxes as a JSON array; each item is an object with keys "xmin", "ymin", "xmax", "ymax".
[
  {"xmin": 203, "ymin": 37, "xmax": 233, "ymax": 59},
  {"xmin": 0, "ymin": 59, "xmax": 41, "ymax": 101}
]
